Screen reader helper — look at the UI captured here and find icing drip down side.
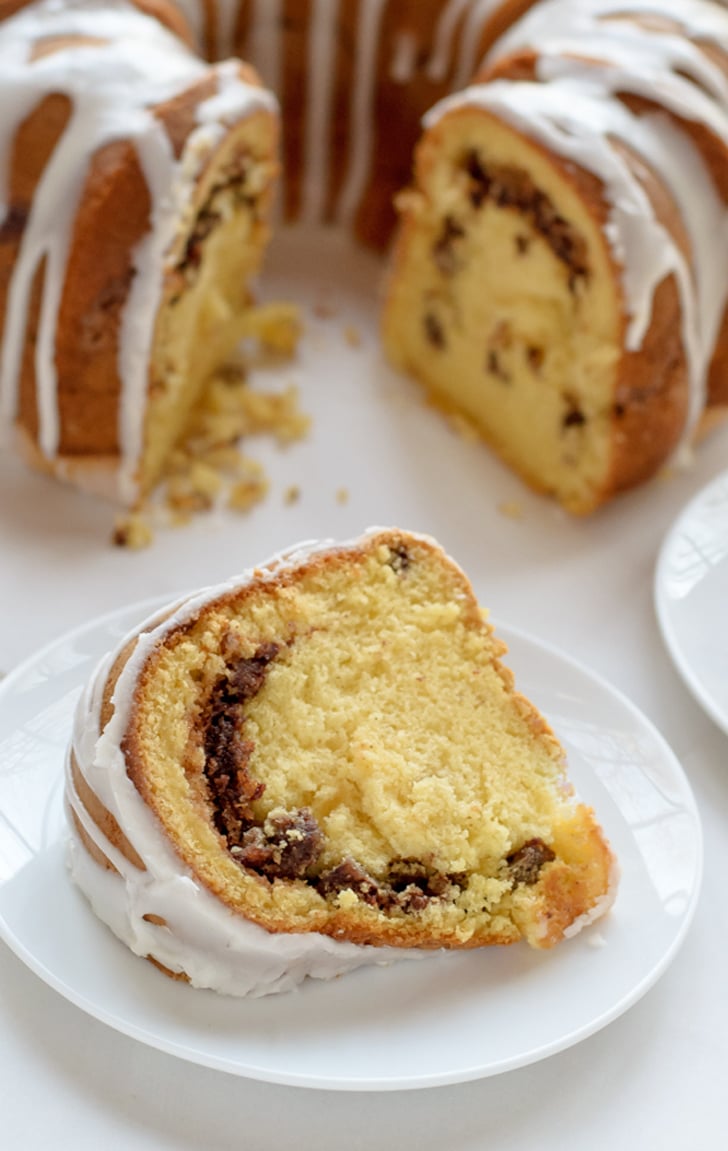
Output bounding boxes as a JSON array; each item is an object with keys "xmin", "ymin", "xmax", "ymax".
[
  {"xmin": 426, "ymin": 0, "xmax": 728, "ymax": 450},
  {"xmin": 0, "ymin": 0, "xmax": 275, "ymax": 502}
]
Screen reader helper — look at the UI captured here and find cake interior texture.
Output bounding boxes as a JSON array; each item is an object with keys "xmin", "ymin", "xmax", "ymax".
[
  {"xmin": 117, "ymin": 531, "xmax": 613, "ymax": 950},
  {"xmin": 139, "ymin": 108, "xmax": 278, "ymax": 495},
  {"xmin": 383, "ymin": 105, "xmax": 686, "ymax": 514}
]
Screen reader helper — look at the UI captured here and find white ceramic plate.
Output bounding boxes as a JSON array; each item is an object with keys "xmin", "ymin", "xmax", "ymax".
[
  {"xmin": 0, "ymin": 598, "xmax": 702, "ymax": 1091},
  {"xmin": 655, "ymin": 469, "xmax": 728, "ymax": 737}
]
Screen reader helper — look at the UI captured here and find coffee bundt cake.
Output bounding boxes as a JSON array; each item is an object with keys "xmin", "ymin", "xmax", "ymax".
[
  {"xmin": 383, "ymin": 0, "xmax": 728, "ymax": 513},
  {"xmin": 66, "ymin": 529, "xmax": 616, "ymax": 995},
  {"xmin": 3, "ymin": 0, "xmax": 726, "ymax": 512},
  {"xmin": 0, "ymin": 0, "xmax": 539, "ymax": 505}
]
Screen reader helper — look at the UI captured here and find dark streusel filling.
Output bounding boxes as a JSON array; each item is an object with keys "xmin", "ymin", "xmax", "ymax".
[{"xmin": 200, "ymin": 615, "xmax": 555, "ymax": 909}]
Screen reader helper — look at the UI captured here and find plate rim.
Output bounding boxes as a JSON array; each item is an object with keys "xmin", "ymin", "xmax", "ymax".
[
  {"xmin": 654, "ymin": 466, "xmax": 728, "ymax": 738},
  {"xmin": 0, "ymin": 596, "xmax": 704, "ymax": 1090}
]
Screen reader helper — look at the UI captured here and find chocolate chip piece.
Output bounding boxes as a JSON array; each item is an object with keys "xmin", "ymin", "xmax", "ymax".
[
  {"xmin": 317, "ymin": 858, "xmax": 384, "ymax": 907},
  {"xmin": 433, "ymin": 215, "xmax": 465, "ymax": 276},
  {"xmin": 507, "ymin": 838, "xmax": 556, "ymax": 885},
  {"xmin": 459, "ymin": 153, "xmax": 589, "ymax": 284},
  {"xmin": 527, "ymin": 345, "xmax": 544, "ymax": 374},
  {"xmin": 464, "ymin": 149, "xmax": 492, "ymax": 208},
  {"xmin": 232, "ymin": 809, "xmax": 323, "ymax": 880},
  {"xmin": 387, "ymin": 544, "xmax": 410, "ymax": 573},
  {"xmin": 424, "ymin": 312, "xmax": 446, "ymax": 349},
  {"xmin": 486, "ymin": 349, "xmax": 511, "ymax": 383},
  {"xmin": 562, "ymin": 396, "xmax": 586, "ymax": 429}
]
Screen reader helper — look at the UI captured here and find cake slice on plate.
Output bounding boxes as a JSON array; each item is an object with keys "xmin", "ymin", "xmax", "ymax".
[{"xmin": 66, "ymin": 528, "xmax": 617, "ymax": 995}]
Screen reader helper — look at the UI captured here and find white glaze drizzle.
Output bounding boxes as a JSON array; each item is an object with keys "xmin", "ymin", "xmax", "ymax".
[
  {"xmin": 247, "ymin": 0, "xmax": 282, "ymax": 96},
  {"xmin": 425, "ymin": 79, "xmax": 713, "ymax": 435},
  {"xmin": 452, "ymin": 0, "xmax": 515, "ymax": 89},
  {"xmin": 389, "ymin": 28, "xmax": 418, "ymax": 84},
  {"xmin": 65, "ymin": 532, "xmax": 433, "ymax": 996},
  {"xmin": 477, "ymin": 0, "xmax": 728, "ymax": 437},
  {"xmin": 0, "ymin": 0, "xmax": 274, "ymax": 499},
  {"xmin": 335, "ymin": 0, "xmax": 386, "ymax": 227},
  {"xmin": 427, "ymin": 0, "xmax": 472, "ymax": 83},
  {"xmin": 300, "ymin": 0, "xmax": 338, "ymax": 223}
]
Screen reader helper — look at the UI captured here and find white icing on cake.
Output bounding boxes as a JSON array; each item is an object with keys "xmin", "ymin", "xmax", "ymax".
[
  {"xmin": 4, "ymin": 1, "xmax": 725, "ymax": 500},
  {"xmin": 0, "ymin": 0, "xmax": 275, "ymax": 502},
  {"xmin": 426, "ymin": 0, "xmax": 728, "ymax": 448}
]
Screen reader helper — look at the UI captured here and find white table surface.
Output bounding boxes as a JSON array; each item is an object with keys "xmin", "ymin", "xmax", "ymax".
[{"xmin": 1, "ymin": 227, "xmax": 727, "ymax": 1149}]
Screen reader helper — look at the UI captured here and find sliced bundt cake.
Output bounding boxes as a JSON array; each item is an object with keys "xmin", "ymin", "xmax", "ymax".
[
  {"xmin": 383, "ymin": 0, "xmax": 728, "ymax": 513},
  {"xmin": 66, "ymin": 529, "xmax": 616, "ymax": 995}
]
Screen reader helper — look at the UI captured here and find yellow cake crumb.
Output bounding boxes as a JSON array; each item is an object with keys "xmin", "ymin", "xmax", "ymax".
[
  {"xmin": 148, "ymin": 355, "xmax": 309, "ymax": 535},
  {"xmin": 498, "ymin": 500, "xmax": 525, "ymax": 521},
  {"xmin": 284, "ymin": 485, "xmax": 301, "ymax": 506},
  {"xmin": 237, "ymin": 302, "xmax": 302, "ymax": 356},
  {"xmin": 111, "ymin": 513, "xmax": 154, "ymax": 550},
  {"xmin": 336, "ymin": 487, "xmax": 349, "ymax": 505},
  {"xmin": 228, "ymin": 473, "xmax": 270, "ymax": 512}
]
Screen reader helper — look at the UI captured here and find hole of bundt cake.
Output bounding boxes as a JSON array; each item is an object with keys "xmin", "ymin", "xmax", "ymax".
[
  {"xmin": 460, "ymin": 151, "xmax": 590, "ymax": 285},
  {"xmin": 506, "ymin": 838, "xmax": 556, "ymax": 886},
  {"xmin": 423, "ymin": 311, "xmax": 446, "ymax": 349}
]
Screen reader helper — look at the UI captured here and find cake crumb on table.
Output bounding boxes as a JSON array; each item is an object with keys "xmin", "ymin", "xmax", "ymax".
[
  {"xmin": 284, "ymin": 485, "xmax": 301, "ymax": 505},
  {"xmin": 498, "ymin": 500, "xmax": 525, "ymax": 521},
  {"xmin": 336, "ymin": 487, "xmax": 349, "ymax": 505},
  {"xmin": 110, "ymin": 305, "xmax": 309, "ymax": 548},
  {"xmin": 226, "ymin": 457, "xmax": 270, "ymax": 512},
  {"xmin": 112, "ymin": 513, "xmax": 154, "ymax": 550},
  {"xmin": 236, "ymin": 302, "xmax": 302, "ymax": 357}
]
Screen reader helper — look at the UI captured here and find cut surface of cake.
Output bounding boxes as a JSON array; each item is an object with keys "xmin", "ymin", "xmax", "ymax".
[
  {"xmin": 383, "ymin": 0, "xmax": 728, "ymax": 513},
  {"xmin": 66, "ymin": 528, "xmax": 617, "ymax": 995},
  {"xmin": 0, "ymin": 0, "xmax": 279, "ymax": 505},
  {"xmin": 3, "ymin": 0, "xmax": 726, "ymax": 514}
]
